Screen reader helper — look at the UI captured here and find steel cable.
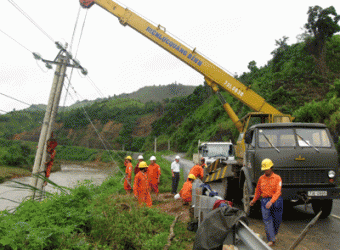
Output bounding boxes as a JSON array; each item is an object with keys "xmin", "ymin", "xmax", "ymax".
[{"xmin": 63, "ymin": 78, "xmax": 130, "ymax": 185}]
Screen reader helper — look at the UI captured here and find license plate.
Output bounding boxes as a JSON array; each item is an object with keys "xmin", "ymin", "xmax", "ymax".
[{"xmin": 308, "ymin": 191, "xmax": 327, "ymax": 196}]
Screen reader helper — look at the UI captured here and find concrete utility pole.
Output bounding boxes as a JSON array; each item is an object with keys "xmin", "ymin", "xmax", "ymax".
[
  {"xmin": 30, "ymin": 42, "xmax": 88, "ymax": 200},
  {"xmin": 154, "ymin": 137, "xmax": 157, "ymax": 153}
]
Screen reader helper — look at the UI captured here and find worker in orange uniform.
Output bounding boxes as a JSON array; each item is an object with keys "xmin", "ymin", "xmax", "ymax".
[
  {"xmin": 179, "ymin": 174, "xmax": 196, "ymax": 205},
  {"xmin": 148, "ymin": 156, "xmax": 161, "ymax": 199},
  {"xmin": 134, "ymin": 155, "xmax": 144, "ymax": 175},
  {"xmin": 250, "ymin": 158, "xmax": 283, "ymax": 247},
  {"xmin": 133, "ymin": 161, "xmax": 152, "ymax": 207},
  {"xmin": 43, "ymin": 138, "xmax": 58, "ymax": 186},
  {"xmin": 124, "ymin": 156, "xmax": 133, "ymax": 194},
  {"xmin": 189, "ymin": 163, "xmax": 204, "ymax": 180}
]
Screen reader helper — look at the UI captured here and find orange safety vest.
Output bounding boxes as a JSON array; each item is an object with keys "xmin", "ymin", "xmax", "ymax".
[
  {"xmin": 179, "ymin": 179, "xmax": 193, "ymax": 203},
  {"xmin": 147, "ymin": 163, "xmax": 161, "ymax": 185},
  {"xmin": 189, "ymin": 164, "xmax": 204, "ymax": 179},
  {"xmin": 124, "ymin": 162, "xmax": 133, "ymax": 190},
  {"xmin": 133, "ymin": 171, "xmax": 152, "ymax": 207},
  {"xmin": 253, "ymin": 173, "xmax": 282, "ymax": 204}
]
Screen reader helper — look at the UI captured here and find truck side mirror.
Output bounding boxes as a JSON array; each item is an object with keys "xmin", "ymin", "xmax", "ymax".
[{"xmin": 244, "ymin": 131, "xmax": 253, "ymax": 144}]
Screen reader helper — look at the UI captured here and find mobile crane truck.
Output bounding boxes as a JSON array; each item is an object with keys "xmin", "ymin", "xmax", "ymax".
[{"xmin": 79, "ymin": 0, "xmax": 340, "ymax": 218}]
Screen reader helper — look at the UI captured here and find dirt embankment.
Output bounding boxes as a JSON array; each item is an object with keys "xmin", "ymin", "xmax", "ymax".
[
  {"xmin": 132, "ymin": 113, "xmax": 160, "ymax": 137},
  {"xmin": 13, "ymin": 113, "xmax": 160, "ymax": 149}
]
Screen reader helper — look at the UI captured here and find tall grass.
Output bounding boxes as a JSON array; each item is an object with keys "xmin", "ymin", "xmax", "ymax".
[{"xmin": 0, "ymin": 161, "xmax": 194, "ymax": 249}]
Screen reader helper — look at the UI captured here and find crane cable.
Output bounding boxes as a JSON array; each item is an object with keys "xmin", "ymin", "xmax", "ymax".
[
  {"xmin": 62, "ymin": 8, "xmax": 89, "ymax": 111},
  {"xmin": 69, "ymin": 6, "xmax": 82, "ymax": 53}
]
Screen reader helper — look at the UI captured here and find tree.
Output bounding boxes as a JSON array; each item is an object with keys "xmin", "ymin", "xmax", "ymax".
[
  {"xmin": 304, "ymin": 6, "xmax": 340, "ymax": 76},
  {"xmin": 247, "ymin": 61, "xmax": 258, "ymax": 73},
  {"xmin": 271, "ymin": 36, "xmax": 289, "ymax": 72}
]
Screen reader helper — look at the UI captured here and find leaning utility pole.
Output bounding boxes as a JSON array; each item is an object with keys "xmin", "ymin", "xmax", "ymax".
[{"xmin": 30, "ymin": 42, "xmax": 87, "ymax": 200}]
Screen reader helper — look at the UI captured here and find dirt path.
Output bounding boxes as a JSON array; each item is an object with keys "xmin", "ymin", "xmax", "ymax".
[{"xmin": 155, "ymin": 193, "xmax": 191, "ymax": 223}]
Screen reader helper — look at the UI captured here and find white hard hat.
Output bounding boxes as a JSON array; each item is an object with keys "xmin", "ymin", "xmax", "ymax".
[
  {"xmin": 175, "ymin": 155, "xmax": 180, "ymax": 160},
  {"xmin": 150, "ymin": 156, "xmax": 156, "ymax": 161},
  {"xmin": 138, "ymin": 155, "xmax": 144, "ymax": 160}
]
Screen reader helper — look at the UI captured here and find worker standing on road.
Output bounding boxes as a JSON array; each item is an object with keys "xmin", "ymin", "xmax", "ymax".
[
  {"xmin": 124, "ymin": 156, "xmax": 133, "ymax": 194},
  {"xmin": 250, "ymin": 158, "xmax": 283, "ymax": 247},
  {"xmin": 179, "ymin": 174, "xmax": 196, "ymax": 205},
  {"xmin": 171, "ymin": 155, "xmax": 181, "ymax": 194},
  {"xmin": 189, "ymin": 163, "xmax": 204, "ymax": 180},
  {"xmin": 133, "ymin": 161, "xmax": 152, "ymax": 207},
  {"xmin": 148, "ymin": 156, "xmax": 161, "ymax": 199},
  {"xmin": 134, "ymin": 155, "xmax": 144, "ymax": 175},
  {"xmin": 200, "ymin": 157, "xmax": 208, "ymax": 179}
]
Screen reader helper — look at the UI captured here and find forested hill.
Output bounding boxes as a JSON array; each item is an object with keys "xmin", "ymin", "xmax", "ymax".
[
  {"xmin": 24, "ymin": 83, "xmax": 196, "ymax": 112},
  {"xmin": 1, "ymin": 5, "xmax": 340, "ymax": 156}
]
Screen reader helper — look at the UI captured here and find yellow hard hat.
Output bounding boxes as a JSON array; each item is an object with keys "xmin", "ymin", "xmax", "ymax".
[
  {"xmin": 138, "ymin": 161, "xmax": 148, "ymax": 168},
  {"xmin": 188, "ymin": 174, "xmax": 196, "ymax": 180},
  {"xmin": 261, "ymin": 158, "xmax": 274, "ymax": 171},
  {"xmin": 125, "ymin": 156, "xmax": 132, "ymax": 161}
]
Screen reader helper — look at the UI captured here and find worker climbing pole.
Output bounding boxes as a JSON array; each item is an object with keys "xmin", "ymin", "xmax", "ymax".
[{"xmin": 30, "ymin": 42, "xmax": 88, "ymax": 200}]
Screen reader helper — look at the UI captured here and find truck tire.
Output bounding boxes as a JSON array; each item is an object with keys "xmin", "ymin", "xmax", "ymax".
[
  {"xmin": 243, "ymin": 180, "xmax": 252, "ymax": 216},
  {"xmin": 311, "ymin": 199, "xmax": 333, "ymax": 219}
]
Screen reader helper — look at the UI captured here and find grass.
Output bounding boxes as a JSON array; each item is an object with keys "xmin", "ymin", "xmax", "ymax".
[
  {"xmin": 0, "ymin": 152, "xmax": 195, "ymax": 249},
  {"xmin": 0, "ymin": 166, "xmax": 31, "ymax": 183}
]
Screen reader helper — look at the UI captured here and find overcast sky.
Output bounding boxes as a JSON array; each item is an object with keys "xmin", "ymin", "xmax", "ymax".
[{"xmin": 1, "ymin": 0, "xmax": 340, "ymax": 113}]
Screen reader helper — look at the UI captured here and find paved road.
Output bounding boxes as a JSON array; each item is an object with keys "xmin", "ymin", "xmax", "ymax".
[
  {"xmin": 247, "ymin": 203, "xmax": 340, "ymax": 250},
  {"xmin": 162, "ymin": 154, "xmax": 194, "ymax": 179}
]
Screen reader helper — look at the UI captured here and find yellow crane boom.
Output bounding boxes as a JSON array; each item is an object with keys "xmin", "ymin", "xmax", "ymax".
[{"xmin": 80, "ymin": 0, "xmax": 293, "ymax": 157}]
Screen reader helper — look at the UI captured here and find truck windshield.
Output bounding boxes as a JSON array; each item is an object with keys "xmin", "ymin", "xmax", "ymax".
[
  {"xmin": 296, "ymin": 128, "xmax": 331, "ymax": 148},
  {"xmin": 202, "ymin": 144, "xmax": 232, "ymax": 157},
  {"xmin": 258, "ymin": 129, "xmax": 295, "ymax": 148},
  {"xmin": 258, "ymin": 128, "xmax": 332, "ymax": 148}
]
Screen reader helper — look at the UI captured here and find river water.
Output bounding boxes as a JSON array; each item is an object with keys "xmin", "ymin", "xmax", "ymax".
[{"xmin": 0, "ymin": 164, "xmax": 111, "ymax": 212}]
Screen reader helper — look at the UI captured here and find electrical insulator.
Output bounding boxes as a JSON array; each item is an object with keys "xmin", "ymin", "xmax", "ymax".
[
  {"xmin": 65, "ymin": 51, "xmax": 73, "ymax": 59},
  {"xmin": 33, "ymin": 52, "xmax": 42, "ymax": 60},
  {"xmin": 55, "ymin": 41, "xmax": 64, "ymax": 50},
  {"xmin": 81, "ymin": 68, "xmax": 88, "ymax": 75},
  {"xmin": 73, "ymin": 59, "xmax": 80, "ymax": 67},
  {"xmin": 45, "ymin": 63, "xmax": 53, "ymax": 69}
]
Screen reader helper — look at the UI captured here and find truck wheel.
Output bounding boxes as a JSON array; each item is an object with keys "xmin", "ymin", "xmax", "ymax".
[
  {"xmin": 311, "ymin": 199, "xmax": 333, "ymax": 219},
  {"xmin": 243, "ymin": 181, "xmax": 252, "ymax": 216}
]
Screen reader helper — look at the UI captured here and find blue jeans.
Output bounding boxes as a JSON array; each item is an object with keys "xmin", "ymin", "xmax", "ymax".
[{"xmin": 261, "ymin": 197, "xmax": 283, "ymax": 242}]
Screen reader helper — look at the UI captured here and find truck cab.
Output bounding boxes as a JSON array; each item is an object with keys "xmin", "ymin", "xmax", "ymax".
[
  {"xmin": 198, "ymin": 142, "xmax": 235, "ymax": 166},
  {"xmin": 243, "ymin": 122, "xmax": 340, "ymax": 218}
]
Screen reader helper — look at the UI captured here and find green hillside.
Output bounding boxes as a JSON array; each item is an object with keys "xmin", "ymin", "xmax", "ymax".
[
  {"xmin": 1, "ymin": 5, "xmax": 340, "ymax": 155},
  {"xmin": 127, "ymin": 83, "xmax": 197, "ymax": 103}
]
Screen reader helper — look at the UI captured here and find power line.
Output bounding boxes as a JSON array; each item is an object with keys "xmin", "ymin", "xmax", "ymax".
[
  {"xmin": 0, "ymin": 92, "xmax": 45, "ymax": 111},
  {"xmin": 86, "ymin": 76, "xmax": 105, "ymax": 98},
  {"xmin": 64, "ymin": 78, "xmax": 128, "ymax": 182},
  {"xmin": 8, "ymin": 0, "xmax": 55, "ymax": 43},
  {"xmin": 0, "ymin": 28, "xmax": 32, "ymax": 53}
]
